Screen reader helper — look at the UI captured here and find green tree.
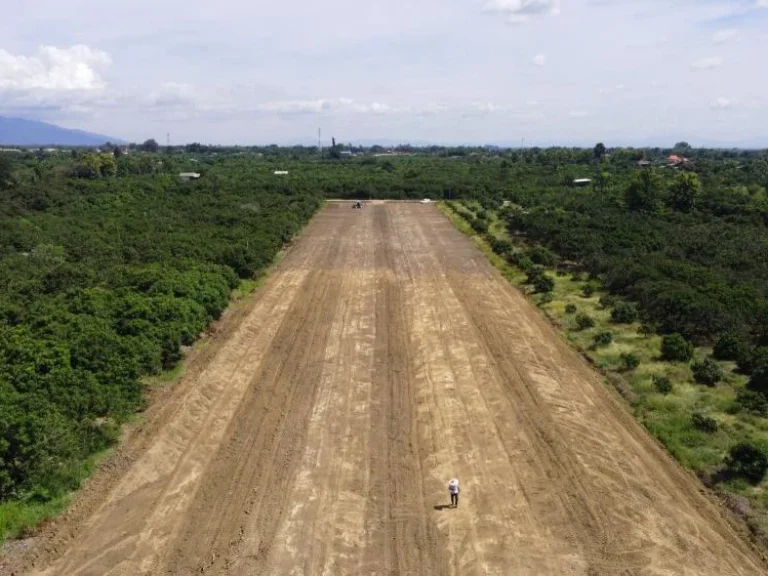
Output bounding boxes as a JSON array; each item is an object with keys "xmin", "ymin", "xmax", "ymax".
[
  {"xmin": 0, "ymin": 155, "xmax": 15, "ymax": 190},
  {"xmin": 140, "ymin": 139, "xmax": 160, "ymax": 153},
  {"xmin": 668, "ymin": 172, "xmax": 701, "ymax": 212},
  {"xmin": 727, "ymin": 442, "xmax": 768, "ymax": 484},
  {"xmin": 625, "ymin": 169, "xmax": 661, "ymax": 211},
  {"xmin": 691, "ymin": 358, "xmax": 723, "ymax": 386},
  {"xmin": 593, "ymin": 142, "xmax": 606, "ymax": 162},
  {"xmin": 661, "ymin": 333, "xmax": 694, "ymax": 362}
]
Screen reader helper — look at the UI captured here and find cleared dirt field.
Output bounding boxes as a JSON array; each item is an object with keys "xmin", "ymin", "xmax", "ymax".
[{"xmin": 9, "ymin": 203, "xmax": 766, "ymax": 575}]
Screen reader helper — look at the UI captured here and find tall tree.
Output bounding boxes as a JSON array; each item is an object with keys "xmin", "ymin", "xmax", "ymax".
[
  {"xmin": 668, "ymin": 172, "xmax": 701, "ymax": 212},
  {"xmin": 140, "ymin": 139, "xmax": 160, "ymax": 153},
  {"xmin": 593, "ymin": 142, "xmax": 606, "ymax": 162}
]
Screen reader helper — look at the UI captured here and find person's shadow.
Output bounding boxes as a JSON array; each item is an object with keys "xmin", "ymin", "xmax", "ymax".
[{"xmin": 433, "ymin": 504, "xmax": 452, "ymax": 511}]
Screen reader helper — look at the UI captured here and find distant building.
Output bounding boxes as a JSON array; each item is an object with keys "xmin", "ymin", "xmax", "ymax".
[
  {"xmin": 636, "ymin": 160, "xmax": 652, "ymax": 167},
  {"xmin": 572, "ymin": 178, "xmax": 592, "ymax": 187},
  {"xmin": 179, "ymin": 172, "xmax": 201, "ymax": 181},
  {"xmin": 274, "ymin": 170, "xmax": 289, "ymax": 175}
]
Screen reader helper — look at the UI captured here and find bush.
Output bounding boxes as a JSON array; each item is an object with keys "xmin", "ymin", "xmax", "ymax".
[
  {"xmin": 575, "ymin": 313, "xmax": 595, "ymax": 330},
  {"xmin": 621, "ymin": 352, "xmax": 640, "ymax": 371},
  {"xmin": 509, "ymin": 252, "xmax": 534, "ymax": 272},
  {"xmin": 565, "ymin": 303, "xmax": 577, "ymax": 315},
  {"xmin": 638, "ymin": 324, "xmax": 655, "ymax": 338},
  {"xmin": 598, "ymin": 294, "xmax": 618, "ymax": 309},
  {"xmin": 736, "ymin": 346, "xmax": 768, "ymax": 375},
  {"xmin": 539, "ymin": 292, "xmax": 554, "ymax": 305},
  {"xmin": 582, "ymin": 284, "xmax": 596, "ymax": 297},
  {"xmin": 653, "ymin": 375, "xmax": 673, "ymax": 395},
  {"xmin": 747, "ymin": 361, "xmax": 768, "ymax": 396},
  {"xmin": 661, "ymin": 333, "xmax": 694, "ymax": 362},
  {"xmin": 611, "ymin": 302, "xmax": 639, "ymax": 324},
  {"xmin": 525, "ymin": 267, "xmax": 545, "ymax": 285},
  {"xmin": 735, "ymin": 390, "xmax": 768, "ymax": 417},
  {"xmin": 592, "ymin": 331, "xmax": 614, "ymax": 348},
  {"xmin": 526, "ymin": 246, "xmax": 558, "ymax": 267},
  {"xmin": 691, "ymin": 358, "xmax": 724, "ymax": 386},
  {"xmin": 726, "ymin": 442, "xmax": 768, "ymax": 484},
  {"xmin": 691, "ymin": 412, "xmax": 718, "ymax": 433},
  {"xmin": 713, "ymin": 332, "xmax": 748, "ymax": 362},
  {"xmin": 533, "ymin": 275, "xmax": 555, "ymax": 293},
  {"xmin": 490, "ymin": 238, "xmax": 512, "ymax": 256}
]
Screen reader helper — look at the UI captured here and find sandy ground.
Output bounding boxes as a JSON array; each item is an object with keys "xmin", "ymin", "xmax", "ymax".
[{"xmin": 5, "ymin": 203, "xmax": 766, "ymax": 575}]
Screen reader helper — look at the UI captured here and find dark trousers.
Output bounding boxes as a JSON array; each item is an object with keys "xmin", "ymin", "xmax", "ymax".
[{"xmin": 450, "ymin": 493, "xmax": 459, "ymax": 507}]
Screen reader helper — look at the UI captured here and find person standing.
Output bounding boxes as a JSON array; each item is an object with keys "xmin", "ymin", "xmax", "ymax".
[{"xmin": 448, "ymin": 478, "xmax": 460, "ymax": 508}]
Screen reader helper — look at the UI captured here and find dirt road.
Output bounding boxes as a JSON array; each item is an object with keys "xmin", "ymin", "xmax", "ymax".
[{"xmin": 13, "ymin": 203, "xmax": 765, "ymax": 575}]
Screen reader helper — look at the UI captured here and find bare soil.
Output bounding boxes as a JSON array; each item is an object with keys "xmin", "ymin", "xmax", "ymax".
[{"xmin": 4, "ymin": 203, "xmax": 765, "ymax": 575}]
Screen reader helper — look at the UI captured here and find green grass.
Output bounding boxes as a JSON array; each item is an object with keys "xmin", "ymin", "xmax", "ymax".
[
  {"xmin": 440, "ymin": 199, "xmax": 768, "ymax": 535},
  {"xmin": 0, "ymin": 451, "xmax": 107, "ymax": 543}
]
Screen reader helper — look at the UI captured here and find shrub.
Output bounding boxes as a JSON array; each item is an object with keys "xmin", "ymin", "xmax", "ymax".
[
  {"xmin": 726, "ymin": 442, "xmax": 768, "ymax": 484},
  {"xmin": 598, "ymin": 294, "xmax": 618, "ymax": 309},
  {"xmin": 582, "ymin": 284, "xmax": 596, "ymax": 297},
  {"xmin": 735, "ymin": 390, "xmax": 768, "ymax": 417},
  {"xmin": 691, "ymin": 358, "xmax": 724, "ymax": 386},
  {"xmin": 525, "ymin": 267, "xmax": 545, "ymax": 285},
  {"xmin": 736, "ymin": 346, "xmax": 768, "ymax": 375},
  {"xmin": 565, "ymin": 304, "xmax": 577, "ymax": 315},
  {"xmin": 691, "ymin": 412, "xmax": 718, "ymax": 433},
  {"xmin": 592, "ymin": 331, "xmax": 614, "ymax": 348},
  {"xmin": 713, "ymin": 332, "xmax": 748, "ymax": 362},
  {"xmin": 638, "ymin": 324, "xmax": 655, "ymax": 338},
  {"xmin": 621, "ymin": 352, "xmax": 640, "ymax": 371},
  {"xmin": 576, "ymin": 313, "xmax": 595, "ymax": 330},
  {"xmin": 661, "ymin": 333, "xmax": 694, "ymax": 362},
  {"xmin": 653, "ymin": 375, "xmax": 673, "ymax": 395},
  {"xmin": 533, "ymin": 275, "xmax": 555, "ymax": 293},
  {"xmin": 490, "ymin": 238, "xmax": 512, "ymax": 256},
  {"xmin": 509, "ymin": 252, "xmax": 534, "ymax": 272},
  {"xmin": 611, "ymin": 302, "xmax": 639, "ymax": 324},
  {"xmin": 747, "ymin": 361, "xmax": 768, "ymax": 396},
  {"xmin": 539, "ymin": 292, "xmax": 554, "ymax": 305},
  {"xmin": 527, "ymin": 246, "xmax": 559, "ymax": 267}
]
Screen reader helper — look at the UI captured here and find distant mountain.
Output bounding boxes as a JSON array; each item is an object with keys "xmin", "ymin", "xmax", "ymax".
[{"xmin": 0, "ymin": 116, "xmax": 123, "ymax": 147}]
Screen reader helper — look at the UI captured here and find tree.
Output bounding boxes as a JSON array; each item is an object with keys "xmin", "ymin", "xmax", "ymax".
[
  {"xmin": 726, "ymin": 442, "xmax": 768, "ymax": 484},
  {"xmin": 713, "ymin": 332, "xmax": 748, "ymax": 361},
  {"xmin": 668, "ymin": 172, "xmax": 701, "ymax": 212},
  {"xmin": 593, "ymin": 142, "xmax": 606, "ymax": 162},
  {"xmin": 691, "ymin": 358, "xmax": 723, "ymax": 386},
  {"xmin": 626, "ymin": 169, "xmax": 661, "ymax": 211},
  {"xmin": 328, "ymin": 137, "xmax": 341, "ymax": 160},
  {"xmin": 140, "ymin": 139, "xmax": 160, "ymax": 153},
  {"xmin": 611, "ymin": 302, "xmax": 638, "ymax": 324},
  {"xmin": 0, "ymin": 155, "xmax": 15, "ymax": 190},
  {"xmin": 661, "ymin": 333, "xmax": 694, "ymax": 362}
]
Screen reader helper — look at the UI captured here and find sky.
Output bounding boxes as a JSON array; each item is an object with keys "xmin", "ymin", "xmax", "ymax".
[{"xmin": 1, "ymin": 0, "xmax": 767, "ymax": 146}]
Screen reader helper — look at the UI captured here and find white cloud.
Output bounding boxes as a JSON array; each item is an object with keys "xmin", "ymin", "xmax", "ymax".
[
  {"xmin": 711, "ymin": 97, "xmax": 735, "ymax": 109},
  {"xmin": 0, "ymin": 45, "xmax": 111, "ymax": 92},
  {"xmin": 256, "ymin": 98, "xmax": 410, "ymax": 115},
  {"xmin": 533, "ymin": 54, "xmax": 546, "ymax": 66},
  {"xmin": 758, "ymin": 0, "xmax": 768, "ymax": 8},
  {"xmin": 484, "ymin": 0, "xmax": 559, "ymax": 23},
  {"xmin": 712, "ymin": 29, "xmax": 737, "ymax": 43},
  {"xmin": 691, "ymin": 57, "xmax": 723, "ymax": 70}
]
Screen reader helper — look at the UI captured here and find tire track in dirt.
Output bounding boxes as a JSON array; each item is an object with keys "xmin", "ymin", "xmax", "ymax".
[
  {"xmin": 360, "ymin": 205, "xmax": 448, "ymax": 576},
  {"xmin": 165, "ymin": 208, "xmax": 352, "ymax": 575}
]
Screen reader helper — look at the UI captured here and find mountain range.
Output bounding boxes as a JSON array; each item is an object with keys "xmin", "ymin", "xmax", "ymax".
[{"xmin": 0, "ymin": 116, "xmax": 122, "ymax": 147}]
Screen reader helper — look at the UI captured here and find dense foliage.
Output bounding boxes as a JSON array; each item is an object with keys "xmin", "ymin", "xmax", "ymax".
[{"xmin": 0, "ymin": 153, "xmax": 320, "ymax": 505}]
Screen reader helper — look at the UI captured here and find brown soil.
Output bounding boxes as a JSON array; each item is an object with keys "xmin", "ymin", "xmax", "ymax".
[{"xmin": 4, "ymin": 203, "xmax": 765, "ymax": 575}]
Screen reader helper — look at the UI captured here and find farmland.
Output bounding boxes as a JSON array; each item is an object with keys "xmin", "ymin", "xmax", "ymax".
[{"xmin": 1, "ymin": 146, "xmax": 768, "ymax": 574}]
